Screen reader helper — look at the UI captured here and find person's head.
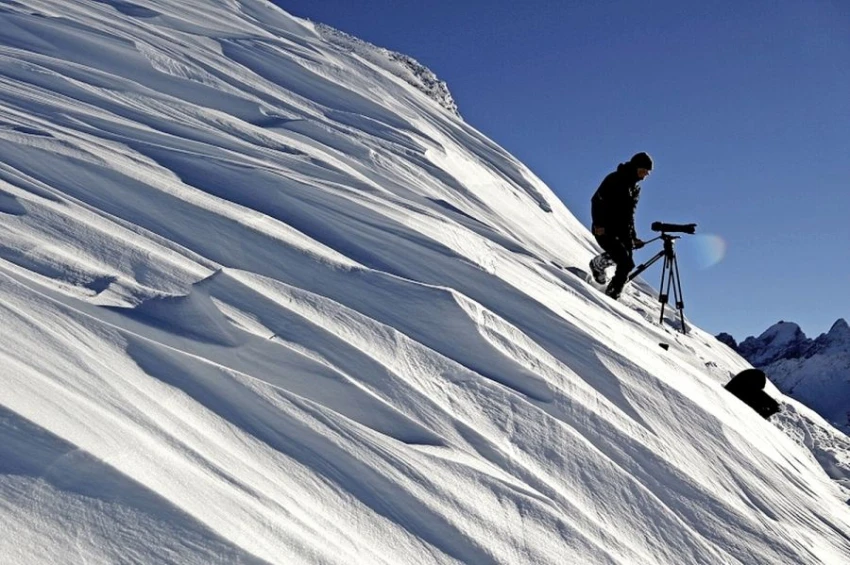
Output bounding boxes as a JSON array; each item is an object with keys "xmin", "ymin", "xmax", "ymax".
[{"xmin": 629, "ymin": 152, "xmax": 653, "ymax": 180}]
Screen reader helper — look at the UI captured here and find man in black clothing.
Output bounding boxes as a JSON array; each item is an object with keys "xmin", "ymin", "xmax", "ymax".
[{"xmin": 589, "ymin": 152, "xmax": 653, "ymax": 299}]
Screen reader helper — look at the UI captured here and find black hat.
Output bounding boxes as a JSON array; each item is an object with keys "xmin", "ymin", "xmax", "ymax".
[{"xmin": 629, "ymin": 152, "xmax": 653, "ymax": 170}]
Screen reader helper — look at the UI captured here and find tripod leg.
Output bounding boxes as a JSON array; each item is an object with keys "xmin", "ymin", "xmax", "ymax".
[
  {"xmin": 671, "ymin": 255, "xmax": 687, "ymax": 334},
  {"xmin": 628, "ymin": 251, "xmax": 664, "ymax": 282},
  {"xmin": 658, "ymin": 255, "xmax": 671, "ymax": 324}
]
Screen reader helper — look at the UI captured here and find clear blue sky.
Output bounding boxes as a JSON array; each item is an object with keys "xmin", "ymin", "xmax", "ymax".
[{"xmin": 276, "ymin": 0, "xmax": 850, "ymax": 341}]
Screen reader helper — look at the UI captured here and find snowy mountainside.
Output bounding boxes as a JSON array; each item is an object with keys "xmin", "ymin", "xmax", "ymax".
[
  {"xmin": 314, "ymin": 23, "xmax": 460, "ymax": 117},
  {"xmin": 1, "ymin": 1, "xmax": 850, "ymax": 564},
  {"xmin": 718, "ymin": 319, "xmax": 850, "ymax": 434}
]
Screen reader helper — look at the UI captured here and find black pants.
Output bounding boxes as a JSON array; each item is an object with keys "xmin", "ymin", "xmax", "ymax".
[{"xmin": 593, "ymin": 235, "xmax": 635, "ymax": 296}]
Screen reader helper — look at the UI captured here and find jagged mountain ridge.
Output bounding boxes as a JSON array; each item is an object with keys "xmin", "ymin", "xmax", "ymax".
[
  {"xmin": 1, "ymin": 1, "xmax": 849, "ymax": 564},
  {"xmin": 718, "ymin": 319, "xmax": 850, "ymax": 433}
]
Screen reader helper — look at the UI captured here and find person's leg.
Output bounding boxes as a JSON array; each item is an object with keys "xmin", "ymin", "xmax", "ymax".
[{"xmin": 603, "ymin": 239, "xmax": 634, "ymax": 299}]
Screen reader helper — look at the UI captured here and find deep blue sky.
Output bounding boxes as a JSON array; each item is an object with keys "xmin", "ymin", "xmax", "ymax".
[{"xmin": 276, "ymin": 0, "xmax": 849, "ymax": 341}]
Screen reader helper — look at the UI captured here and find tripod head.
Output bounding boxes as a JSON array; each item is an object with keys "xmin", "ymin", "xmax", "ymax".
[
  {"xmin": 661, "ymin": 232, "xmax": 680, "ymax": 245},
  {"xmin": 643, "ymin": 232, "xmax": 680, "ymax": 248}
]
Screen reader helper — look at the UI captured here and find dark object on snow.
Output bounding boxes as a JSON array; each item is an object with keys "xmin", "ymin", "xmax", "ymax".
[
  {"xmin": 659, "ymin": 343, "xmax": 670, "ymax": 350},
  {"xmin": 725, "ymin": 369, "xmax": 781, "ymax": 419}
]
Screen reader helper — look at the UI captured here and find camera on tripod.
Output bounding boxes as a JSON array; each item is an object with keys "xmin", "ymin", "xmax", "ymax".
[
  {"xmin": 651, "ymin": 221, "xmax": 697, "ymax": 235},
  {"xmin": 628, "ymin": 220, "xmax": 698, "ymax": 333}
]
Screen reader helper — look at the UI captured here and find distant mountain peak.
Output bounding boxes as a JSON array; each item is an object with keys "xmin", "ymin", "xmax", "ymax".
[
  {"xmin": 829, "ymin": 318, "xmax": 850, "ymax": 337},
  {"xmin": 760, "ymin": 320, "xmax": 806, "ymax": 346},
  {"xmin": 816, "ymin": 318, "xmax": 850, "ymax": 355},
  {"xmin": 734, "ymin": 320, "xmax": 810, "ymax": 366}
]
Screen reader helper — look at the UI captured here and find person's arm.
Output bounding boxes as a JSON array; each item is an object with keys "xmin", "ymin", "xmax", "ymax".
[{"xmin": 627, "ymin": 186, "xmax": 641, "ymax": 245}]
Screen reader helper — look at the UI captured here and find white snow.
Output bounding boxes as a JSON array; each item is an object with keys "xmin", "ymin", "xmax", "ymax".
[{"xmin": 1, "ymin": 1, "xmax": 849, "ymax": 564}]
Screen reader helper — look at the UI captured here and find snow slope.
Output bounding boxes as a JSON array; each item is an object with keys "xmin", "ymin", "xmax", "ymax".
[{"xmin": 1, "ymin": 1, "xmax": 849, "ymax": 563}]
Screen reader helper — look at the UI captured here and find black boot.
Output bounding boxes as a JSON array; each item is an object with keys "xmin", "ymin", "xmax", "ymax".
[{"xmin": 605, "ymin": 282, "xmax": 623, "ymax": 300}]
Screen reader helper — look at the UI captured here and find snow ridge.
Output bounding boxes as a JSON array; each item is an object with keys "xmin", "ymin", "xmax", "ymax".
[{"xmin": 315, "ymin": 23, "xmax": 460, "ymax": 117}]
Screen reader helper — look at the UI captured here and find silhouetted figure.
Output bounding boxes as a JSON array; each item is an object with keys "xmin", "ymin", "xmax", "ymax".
[{"xmin": 589, "ymin": 152, "xmax": 653, "ymax": 299}]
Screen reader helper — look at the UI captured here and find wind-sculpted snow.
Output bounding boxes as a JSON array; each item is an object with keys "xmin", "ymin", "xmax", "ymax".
[
  {"xmin": 1, "ymin": 1, "xmax": 850, "ymax": 564},
  {"xmin": 315, "ymin": 24, "xmax": 460, "ymax": 118}
]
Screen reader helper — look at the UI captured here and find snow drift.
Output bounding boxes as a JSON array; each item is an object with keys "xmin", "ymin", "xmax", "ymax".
[{"xmin": 1, "ymin": 1, "xmax": 849, "ymax": 564}]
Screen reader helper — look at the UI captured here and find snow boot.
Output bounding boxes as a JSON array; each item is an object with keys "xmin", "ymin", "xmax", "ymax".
[{"xmin": 589, "ymin": 255, "xmax": 610, "ymax": 285}]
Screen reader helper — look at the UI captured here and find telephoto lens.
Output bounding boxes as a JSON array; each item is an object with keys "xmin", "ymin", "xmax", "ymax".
[{"xmin": 650, "ymin": 221, "xmax": 697, "ymax": 234}]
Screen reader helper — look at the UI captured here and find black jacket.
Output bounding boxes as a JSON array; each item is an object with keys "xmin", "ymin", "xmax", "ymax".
[{"xmin": 591, "ymin": 163, "xmax": 641, "ymax": 242}]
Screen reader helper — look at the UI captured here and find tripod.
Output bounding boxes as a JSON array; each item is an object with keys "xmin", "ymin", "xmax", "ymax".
[{"xmin": 627, "ymin": 233, "xmax": 688, "ymax": 334}]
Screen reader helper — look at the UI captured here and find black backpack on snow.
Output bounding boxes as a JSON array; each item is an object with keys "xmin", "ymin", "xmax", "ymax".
[{"xmin": 725, "ymin": 369, "xmax": 781, "ymax": 420}]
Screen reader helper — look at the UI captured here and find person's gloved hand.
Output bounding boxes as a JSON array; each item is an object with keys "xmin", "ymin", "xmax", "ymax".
[{"xmin": 632, "ymin": 238, "xmax": 645, "ymax": 250}]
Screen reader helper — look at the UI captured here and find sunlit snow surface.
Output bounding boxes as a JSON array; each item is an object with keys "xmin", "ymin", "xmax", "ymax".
[{"xmin": 1, "ymin": 1, "xmax": 849, "ymax": 564}]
